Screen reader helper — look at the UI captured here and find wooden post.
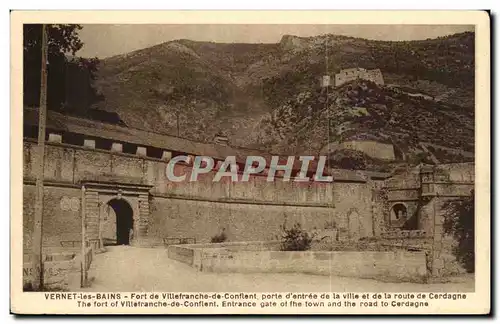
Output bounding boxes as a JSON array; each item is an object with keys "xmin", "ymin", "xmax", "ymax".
[
  {"xmin": 32, "ymin": 24, "xmax": 49, "ymax": 290},
  {"xmin": 80, "ymin": 185, "xmax": 86, "ymax": 288}
]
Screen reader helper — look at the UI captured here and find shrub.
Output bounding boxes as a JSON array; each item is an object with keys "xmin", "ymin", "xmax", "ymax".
[
  {"xmin": 323, "ymin": 220, "xmax": 337, "ymax": 230},
  {"xmin": 442, "ymin": 190, "xmax": 474, "ymax": 273},
  {"xmin": 210, "ymin": 228, "xmax": 227, "ymax": 243},
  {"xmin": 279, "ymin": 222, "xmax": 316, "ymax": 251}
]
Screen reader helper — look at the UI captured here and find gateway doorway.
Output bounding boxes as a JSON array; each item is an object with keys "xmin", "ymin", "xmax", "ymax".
[{"xmin": 105, "ymin": 199, "xmax": 134, "ymax": 245}]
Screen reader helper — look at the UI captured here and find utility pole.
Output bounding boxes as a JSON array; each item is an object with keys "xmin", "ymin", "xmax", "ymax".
[
  {"xmin": 32, "ymin": 24, "xmax": 49, "ymax": 290},
  {"xmin": 325, "ymin": 38, "xmax": 329, "ymax": 146},
  {"xmin": 324, "ymin": 37, "xmax": 334, "ymax": 291},
  {"xmin": 81, "ymin": 185, "xmax": 87, "ymax": 288}
]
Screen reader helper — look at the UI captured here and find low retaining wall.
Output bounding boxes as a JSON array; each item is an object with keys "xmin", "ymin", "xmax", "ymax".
[
  {"xmin": 167, "ymin": 242, "xmax": 429, "ymax": 283},
  {"xmin": 23, "ymin": 247, "xmax": 93, "ymax": 290},
  {"xmin": 167, "ymin": 241, "xmax": 280, "ymax": 266},
  {"xmin": 168, "ymin": 245, "xmax": 195, "ymax": 265}
]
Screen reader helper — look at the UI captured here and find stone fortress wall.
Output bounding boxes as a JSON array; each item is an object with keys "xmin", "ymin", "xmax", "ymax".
[
  {"xmin": 336, "ymin": 140, "xmax": 396, "ymax": 161},
  {"xmin": 22, "ymin": 109, "xmax": 473, "ymax": 266},
  {"xmin": 384, "ymin": 163, "xmax": 474, "ymax": 231},
  {"xmin": 22, "ymin": 137, "xmax": 378, "ymax": 253},
  {"xmin": 334, "ymin": 67, "xmax": 385, "ymax": 87}
]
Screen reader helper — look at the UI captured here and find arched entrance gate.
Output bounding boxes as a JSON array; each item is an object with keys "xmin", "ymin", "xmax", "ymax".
[
  {"xmin": 81, "ymin": 181, "xmax": 152, "ymax": 248},
  {"xmin": 104, "ymin": 198, "xmax": 134, "ymax": 245}
]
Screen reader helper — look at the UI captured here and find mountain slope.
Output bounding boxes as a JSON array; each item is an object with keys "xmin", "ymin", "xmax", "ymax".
[
  {"xmin": 93, "ymin": 31, "xmax": 475, "ymax": 165},
  {"xmin": 253, "ymin": 79, "xmax": 473, "ymax": 155}
]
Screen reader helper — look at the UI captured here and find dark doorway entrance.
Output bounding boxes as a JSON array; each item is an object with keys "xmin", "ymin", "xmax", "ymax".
[
  {"xmin": 390, "ymin": 203, "xmax": 408, "ymax": 228},
  {"xmin": 107, "ymin": 199, "xmax": 134, "ymax": 245}
]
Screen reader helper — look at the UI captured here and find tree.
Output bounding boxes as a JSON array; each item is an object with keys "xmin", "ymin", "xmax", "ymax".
[
  {"xmin": 23, "ymin": 24, "xmax": 103, "ymax": 113},
  {"xmin": 442, "ymin": 190, "xmax": 475, "ymax": 273}
]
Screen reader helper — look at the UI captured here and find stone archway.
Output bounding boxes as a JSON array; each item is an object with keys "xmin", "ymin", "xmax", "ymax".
[
  {"xmin": 104, "ymin": 198, "xmax": 134, "ymax": 245},
  {"xmin": 390, "ymin": 203, "xmax": 408, "ymax": 227},
  {"xmin": 81, "ymin": 181, "xmax": 152, "ymax": 248}
]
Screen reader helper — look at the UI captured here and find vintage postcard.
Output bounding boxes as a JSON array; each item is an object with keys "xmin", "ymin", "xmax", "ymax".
[{"xmin": 10, "ymin": 10, "xmax": 490, "ymax": 315}]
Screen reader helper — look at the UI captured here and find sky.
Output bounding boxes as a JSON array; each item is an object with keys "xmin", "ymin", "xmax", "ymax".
[{"xmin": 77, "ymin": 24, "xmax": 474, "ymax": 58}]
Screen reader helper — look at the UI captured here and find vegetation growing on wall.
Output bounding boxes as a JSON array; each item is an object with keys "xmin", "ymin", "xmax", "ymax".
[
  {"xmin": 210, "ymin": 228, "xmax": 227, "ymax": 243},
  {"xmin": 279, "ymin": 222, "xmax": 316, "ymax": 251},
  {"xmin": 443, "ymin": 190, "xmax": 475, "ymax": 273}
]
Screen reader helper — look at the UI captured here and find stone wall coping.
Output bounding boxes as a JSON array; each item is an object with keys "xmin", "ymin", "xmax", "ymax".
[
  {"xmin": 24, "ymin": 137, "xmax": 180, "ymax": 165},
  {"xmin": 23, "ymin": 179, "xmax": 80, "ymax": 189},
  {"xmin": 23, "ymin": 179, "xmax": 336, "ymax": 208},
  {"xmin": 153, "ymin": 192, "xmax": 335, "ymax": 208},
  {"xmin": 171, "ymin": 242, "xmax": 428, "ymax": 256},
  {"xmin": 23, "ymin": 138, "xmax": 338, "ymax": 182},
  {"xmin": 386, "ymin": 187, "xmax": 421, "ymax": 191},
  {"xmin": 81, "ymin": 180, "xmax": 153, "ymax": 191},
  {"xmin": 175, "ymin": 240, "xmax": 281, "ymax": 249},
  {"xmin": 425, "ymin": 181, "xmax": 474, "ymax": 185}
]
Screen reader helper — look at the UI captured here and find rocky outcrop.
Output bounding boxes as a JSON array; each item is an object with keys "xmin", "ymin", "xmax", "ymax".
[{"xmin": 279, "ymin": 35, "xmax": 310, "ymax": 52}]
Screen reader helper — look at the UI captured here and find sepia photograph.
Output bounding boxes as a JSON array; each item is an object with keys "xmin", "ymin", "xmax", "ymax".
[{"xmin": 10, "ymin": 10, "xmax": 490, "ymax": 315}]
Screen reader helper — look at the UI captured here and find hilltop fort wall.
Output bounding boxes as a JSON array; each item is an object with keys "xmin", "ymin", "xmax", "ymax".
[
  {"xmin": 335, "ymin": 68, "xmax": 385, "ymax": 87},
  {"xmin": 337, "ymin": 140, "xmax": 396, "ymax": 161}
]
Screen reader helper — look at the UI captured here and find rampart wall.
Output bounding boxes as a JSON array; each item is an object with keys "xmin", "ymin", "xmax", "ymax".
[
  {"xmin": 338, "ymin": 140, "xmax": 395, "ymax": 161},
  {"xmin": 23, "ymin": 140, "xmax": 376, "ymax": 250},
  {"xmin": 335, "ymin": 68, "xmax": 385, "ymax": 88}
]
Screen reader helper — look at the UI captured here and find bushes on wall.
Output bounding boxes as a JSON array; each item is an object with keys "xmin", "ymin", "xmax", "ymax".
[
  {"xmin": 279, "ymin": 222, "xmax": 316, "ymax": 251},
  {"xmin": 210, "ymin": 228, "xmax": 227, "ymax": 243},
  {"xmin": 442, "ymin": 190, "xmax": 475, "ymax": 273}
]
